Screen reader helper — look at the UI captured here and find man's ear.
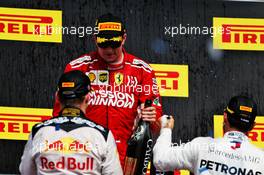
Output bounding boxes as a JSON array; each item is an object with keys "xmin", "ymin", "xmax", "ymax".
[
  {"xmin": 248, "ymin": 122, "xmax": 256, "ymax": 131},
  {"xmin": 56, "ymin": 91, "xmax": 62, "ymax": 102},
  {"xmin": 224, "ymin": 112, "xmax": 228, "ymax": 122},
  {"xmin": 252, "ymin": 122, "xmax": 256, "ymax": 128},
  {"xmin": 55, "ymin": 91, "xmax": 59, "ymax": 99},
  {"xmin": 223, "ymin": 112, "xmax": 228, "ymax": 132},
  {"xmin": 121, "ymin": 33, "xmax": 127, "ymax": 46},
  {"xmin": 84, "ymin": 93, "xmax": 90, "ymax": 104},
  {"xmin": 55, "ymin": 91, "xmax": 63, "ymax": 107}
]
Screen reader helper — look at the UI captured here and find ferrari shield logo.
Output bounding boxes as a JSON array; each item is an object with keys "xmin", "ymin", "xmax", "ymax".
[{"xmin": 114, "ymin": 73, "xmax": 123, "ymax": 85}]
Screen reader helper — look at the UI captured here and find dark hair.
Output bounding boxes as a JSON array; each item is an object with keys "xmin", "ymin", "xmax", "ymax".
[
  {"xmin": 226, "ymin": 112, "xmax": 254, "ymax": 132},
  {"xmin": 59, "ymin": 96, "xmax": 85, "ymax": 107}
]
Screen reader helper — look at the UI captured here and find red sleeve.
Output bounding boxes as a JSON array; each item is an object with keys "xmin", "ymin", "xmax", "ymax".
[
  {"xmin": 52, "ymin": 97, "xmax": 61, "ymax": 117},
  {"xmin": 139, "ymin": 64, "xmax": 163, "ymax": 134}
]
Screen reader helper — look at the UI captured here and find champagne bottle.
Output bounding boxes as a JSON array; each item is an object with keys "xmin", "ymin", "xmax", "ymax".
[{"xmin": 124, "ymin": 99, "xmax": 153, "ymax": 175}]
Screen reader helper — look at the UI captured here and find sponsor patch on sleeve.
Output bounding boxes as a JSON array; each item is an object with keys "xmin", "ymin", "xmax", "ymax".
[
  {"xmin": 70, "ymin": 55, "xmax": 92, "ymax": 67},
  {"xmin": 86, "ymin": 70, "xmax": 109, "ymax": 85},
  {"xmin": 132, "ymin": 59, "xmax": 153, "ymax": 72}
]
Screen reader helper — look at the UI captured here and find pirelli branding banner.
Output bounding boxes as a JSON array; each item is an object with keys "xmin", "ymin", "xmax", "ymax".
[
  {"xmin": 0, "ymin": 106, "xmax": 52, "ymax": 140},
  {"xmin": 213, "ymin": 17, "xmax": 264, "ymax": 51},
  {"xmin": 0, "ymin": 7, "xmax": 62, "ymax": 43},
  {"xmin": 214, "ymin": 115, "xmax": 264, "ymax": 149},
  {"xmin": 150, "ymin": 64, "xmax": 189, "ymax": 97}
]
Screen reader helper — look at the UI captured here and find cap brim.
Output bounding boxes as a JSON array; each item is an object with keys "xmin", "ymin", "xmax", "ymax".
[{"xmin": 97, "ymin": 31, "xmax": 123, "ymax": 38}]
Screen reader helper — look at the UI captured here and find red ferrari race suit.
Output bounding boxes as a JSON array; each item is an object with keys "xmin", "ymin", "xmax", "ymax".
[{"xmin": 53, "ymin": 49, "xmax": 162, "ymax": 167}]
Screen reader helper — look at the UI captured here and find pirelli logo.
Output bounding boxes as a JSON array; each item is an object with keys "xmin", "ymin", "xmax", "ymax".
[
  {"xmin": 240, "ymin": 106, "xmax": 252, "ymax": 112},
  {"xmin": 62, "ymin": 82, "xmax": 75, "ymax": 88},
  {"xmin": 214, "ymin": 115, "xmax": 264, "ymax": 149},
  {"xmin": 150, "ymin": 64, "xmax": 188, "ymax": 97},
  {"xmin": 0, "ymin": 7, "xmax": 62, "ymax": 43},
  {"xmin": 0, "ymin": 107, "xmax": 52, "ymax": 140},
  {"xmin": 213, "ymin": 17, "xmax": 264, "ymax": 51},
  {"xmin": 98, "ymin": 22, "xmax": 121, "ymax": 31}
]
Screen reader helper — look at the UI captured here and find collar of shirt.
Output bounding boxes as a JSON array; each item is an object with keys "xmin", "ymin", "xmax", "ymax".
[
  {"xmin": 60, "ymin": 107, "xmax": 86, "ymax": 118},
  {"xmin": 224, "ymin": 131, "xmax": 249, "ymax": 143},
  {"xmin": 96, "ymin": 48, "xmax": 126, "ymax": 70}
]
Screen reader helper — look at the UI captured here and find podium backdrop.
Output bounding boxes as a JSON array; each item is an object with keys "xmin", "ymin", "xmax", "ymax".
[{"xmin": 0, "ymin": 0, "xmax": 264, "ymax": 173}]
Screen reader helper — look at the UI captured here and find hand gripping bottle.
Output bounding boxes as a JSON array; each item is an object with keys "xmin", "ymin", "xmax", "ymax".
[{"xmin": 124, "ymin": 99, "xmax": 153, "ymax": 175}]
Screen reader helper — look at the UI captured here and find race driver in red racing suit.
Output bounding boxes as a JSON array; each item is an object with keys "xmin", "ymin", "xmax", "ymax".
[{"xmin": 53, "ymin": 13, "xmax": 162, "ymax": 168}]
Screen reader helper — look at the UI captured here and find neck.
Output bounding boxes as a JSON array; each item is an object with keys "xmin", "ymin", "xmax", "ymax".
[
  {"xmin": 61, "ymin": 104, "xmax": 85, "ymax": 113},
  {"xmin": 79, "ymin": 104, "xmax": 86, "ymax": 114},
  {"xmin": 111, "ymin": 52, "xmax": 124, "ymax": 65},
  {"xmin": 224, "ymin": 125, "xmax": 246, "ymax": 135}
]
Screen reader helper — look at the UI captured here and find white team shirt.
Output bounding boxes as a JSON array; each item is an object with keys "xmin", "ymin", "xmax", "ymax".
[
  {"xmin": 153, "ymin": 129, "xmax": 264, "ymax": 175},
  {"xmin": 19, "ymin": 115, "xmax": 123, "ymax": 175}
]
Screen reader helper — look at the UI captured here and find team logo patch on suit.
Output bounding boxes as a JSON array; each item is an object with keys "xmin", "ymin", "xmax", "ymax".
[
  {"xmin": 43, "ymin": 137, "xmax": 92, "ymax": 154},
  {"xmin": 153, "ymin": 97, "xmax": 161, "ymax": 106},
  {"xmin": 61, "ymin": 108, "xmax": 80, "ymax": 117},
  {"xmin": 87, "ymin": 72, "xmax": 96, "ymax": 83},
  {"xmin": 114, "ymin": 73, "xmax": 124, "ymax": 86},
  {"xmin": 230, "ymin": 141, "xmax": 241, "ymax": 150},
  {"xmin": 86, "ymin": 70, "xmax": 109, "ymax": 85},
  {"xmin": 99, "ymin": 72, "xmax": 108, "ymax": 83}
]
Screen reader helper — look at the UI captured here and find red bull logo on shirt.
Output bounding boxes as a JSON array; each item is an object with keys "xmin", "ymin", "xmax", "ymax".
[
  {"xmin": 43, "ymin": 137, "xmax": 93, "ymax": 154},
  {"xmin": 40, "ymin": 156, "xmax": 94, "ymax": 171}
]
